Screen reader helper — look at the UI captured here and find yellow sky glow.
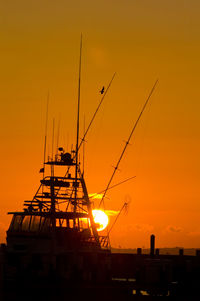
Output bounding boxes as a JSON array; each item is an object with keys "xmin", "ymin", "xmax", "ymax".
[{"xmin": 1, "ymin": 0, "xmax": 200, "ymax": 249}]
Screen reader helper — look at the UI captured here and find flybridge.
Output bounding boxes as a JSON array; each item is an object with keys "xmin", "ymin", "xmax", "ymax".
[
  {"xmin": 7, "ymin": 145, "xmax": 110, "ymax": 250},
  {"xmin": 45, "ymin": 149, "xmax": 75, "ymax": 166}
]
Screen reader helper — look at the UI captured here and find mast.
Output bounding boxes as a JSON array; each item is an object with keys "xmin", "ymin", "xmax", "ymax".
[
  {"xmin": 51, "ymin": 118, "xmax": 56, "ymax": 232},
  {"xmin": 74, "ymin": 34, "xmax": 82, "ymax": 228}
]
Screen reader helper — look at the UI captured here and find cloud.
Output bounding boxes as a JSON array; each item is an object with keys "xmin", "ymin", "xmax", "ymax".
[
  {"xmin": 89, "ymin": 193, "xmax": 103, "ymax": 200},
  {"xmin": 166, "ymin": 225, "xmax": 183, "ymax": 233},
  {"xmin": 188, "ymin": 231, "xmax": 200, "ymax": 237},
  {"xmin": 132, "ymin": 223, "xmax": 154, "ymax": 233},
  {"xmin": 105, "ymin": 210, "xmax": 120, "ymax": 216}
]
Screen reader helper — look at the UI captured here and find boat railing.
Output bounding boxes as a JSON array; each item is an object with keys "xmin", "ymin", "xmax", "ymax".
[
  {"xmin": 82, "ymin": 235, "xmax": 110, "ymax": 249},
  {"xmin": 99, "ymin": 235, "xmax": 110, "ymax": 249}
]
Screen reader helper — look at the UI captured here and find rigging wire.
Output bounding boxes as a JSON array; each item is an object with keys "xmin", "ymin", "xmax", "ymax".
[{"xmin": 89, "ymin": 175, "xmax": 136, "ymax": 200}]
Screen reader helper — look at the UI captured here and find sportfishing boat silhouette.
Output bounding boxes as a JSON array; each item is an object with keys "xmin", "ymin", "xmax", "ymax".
[{"xmin": 4, "ymin": 38, "xmax": 158, "ymax": 300}]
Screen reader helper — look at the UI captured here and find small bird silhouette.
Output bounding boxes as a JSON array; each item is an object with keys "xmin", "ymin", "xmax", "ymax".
[{"xmin": 100, "ymin": 86, "xmax": 105, "ymax": 94}]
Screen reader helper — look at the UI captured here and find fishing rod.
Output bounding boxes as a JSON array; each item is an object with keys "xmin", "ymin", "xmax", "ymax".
[{"xmin": 99, "ymin": 79, "xmax": 158, "ymax": 209}]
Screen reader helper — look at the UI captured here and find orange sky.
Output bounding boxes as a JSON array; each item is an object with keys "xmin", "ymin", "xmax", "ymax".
[{"xmin": 1, "ymin": 0, "xmax": 200, "ymax": 249}]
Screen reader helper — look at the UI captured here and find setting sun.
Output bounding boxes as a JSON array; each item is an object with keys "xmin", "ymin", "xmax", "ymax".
[{"xmin": 92, "ymin": 210, "xmax": 109, "ymax": 232}]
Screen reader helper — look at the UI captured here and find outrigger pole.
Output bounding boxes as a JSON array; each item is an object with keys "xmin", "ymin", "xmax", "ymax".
[
  {"xmin": 78, "ymin": 72, "xmax": 116, "ymax": 151},
  {"xmin": 99, "ymin": 79, "xmax": 159, "ymax": 209},
  {"xmin": 108, "ymin": 201, "xmax": 129, "ymax": 235},
  {"xmin": 63, "ymin": 72, "xmax": 116, "ymax": 178}
]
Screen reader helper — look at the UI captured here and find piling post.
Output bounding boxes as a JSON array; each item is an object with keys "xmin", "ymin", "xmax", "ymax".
[{"xmin": 150, "ymin": 234, "xmax": 155, "ymax": 256}]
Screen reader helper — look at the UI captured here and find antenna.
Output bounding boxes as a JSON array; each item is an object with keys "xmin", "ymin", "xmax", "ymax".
[
  {"xmin": 56, "ymin": 117, "xmax": 61, "ymax": 159},
  {"xmin": 99, "ymin": 79, "xmax": 158, "ymax": 209},
  {"xmin": 52, "ymin": 118, "xmax": 55, "ymax": 160},
  {"xmin": 74, "ymin": 34, "xmax": 82, "ymax": 226},
  {"xmin": 82, "ymin": 115, "xmax": 86, "ymax": 176},
  {"xmin": 51, "ymin": 118, "xmax": 55, "ymax": 177},
  {"xmin": 42, "ymin": 92, "xmax": 49, "ymax": 179},
  {"xmin": 76, "ymin": 34, "xmax": 82, "ymax": 161}
]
